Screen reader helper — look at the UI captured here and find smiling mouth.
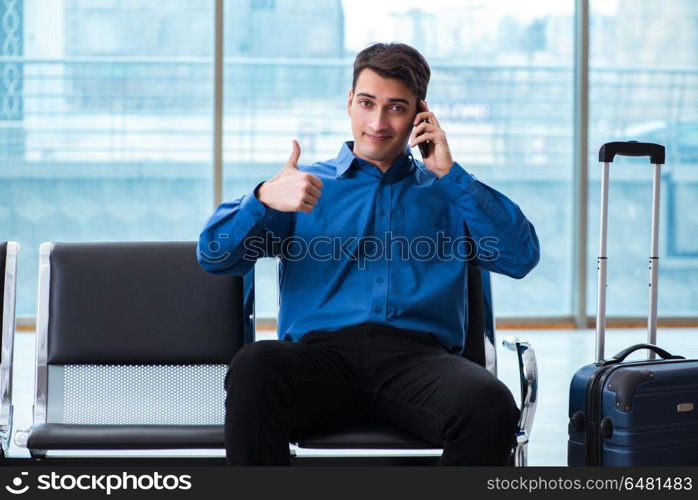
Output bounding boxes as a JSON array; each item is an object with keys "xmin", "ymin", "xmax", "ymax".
[{"xmin": 365, "ymin": 133, "xmax": 392, "ymax": 142}]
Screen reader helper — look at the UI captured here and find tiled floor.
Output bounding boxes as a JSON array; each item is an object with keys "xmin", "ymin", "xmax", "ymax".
[{"xmin": 7, "ymin": 327, "xmax": 698, "ymax": 465}]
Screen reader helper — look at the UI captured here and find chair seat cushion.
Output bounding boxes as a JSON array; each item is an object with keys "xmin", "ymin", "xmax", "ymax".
[
  {"xmin": 26, "ymin": 424, "xmax": 224, "ymax": 450},
  {"xmin": 292, "ymin": 422, "xmax": 441, "ymax": 449},
  {"xmin": 26, "ymin": 423, "xmax": 442, "ymax": 451}
]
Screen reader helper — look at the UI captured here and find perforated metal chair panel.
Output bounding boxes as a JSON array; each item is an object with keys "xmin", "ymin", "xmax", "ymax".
[{"xmin": 57, "ymin": 364, "xmax": 227, "ymax": 425}]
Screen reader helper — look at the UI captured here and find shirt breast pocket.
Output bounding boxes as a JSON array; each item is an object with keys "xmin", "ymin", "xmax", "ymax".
[
  {"xmin": 394, "ymin": 204, "xmax": 461, "ymax": 262},
  {"xmin": 398, "ymin": 204, "xmax": 459, "ymax": 237}
]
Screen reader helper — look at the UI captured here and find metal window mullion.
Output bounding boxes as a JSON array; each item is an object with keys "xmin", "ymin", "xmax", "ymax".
[
  {"xmin": 213, "ymin": 0, "xmax": 224, "ymax": 208},
  {"xmin": 573, "ymin": 0, "xmax": 589, "ymax": 329}
]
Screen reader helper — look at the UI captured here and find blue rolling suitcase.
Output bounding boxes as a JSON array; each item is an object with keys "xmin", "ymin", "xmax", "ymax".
[{"xmin": 568, "ymin": 141, "xmax": 698, "ymax": 466}]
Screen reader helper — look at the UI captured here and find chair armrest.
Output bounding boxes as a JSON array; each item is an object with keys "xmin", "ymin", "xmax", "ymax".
[
  {"xmin": 14, "ymin": 426, "xmax": 29, "ymax": 448},
  {"xmin": 0, "ymin": 405, "xmax": 13, "ymax": 455},
  {"xmin": 502, "ymin": 336, "xmax": 538, "ymax": 443}
]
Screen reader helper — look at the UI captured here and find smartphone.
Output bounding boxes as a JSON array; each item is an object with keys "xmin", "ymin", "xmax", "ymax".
[
  {"xmin": 417, "ymin": 120, "xmax": 430, "ymax": 158},
  {"xmin": 416, "ymin": 102, "xmax": 430, "ymax": 158}
]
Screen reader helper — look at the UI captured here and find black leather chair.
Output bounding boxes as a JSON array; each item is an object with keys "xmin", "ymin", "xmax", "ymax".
[
  {"xmin": 1, "ymin": 242, "xmax": 19, "ymax": 457},
  {"xmin": 286, "ymin": 264, "xmax": 538, "ymax": 466},
  {"xmin": 15, "ymin": 242, "xmax": 253, "ymax": 459}
]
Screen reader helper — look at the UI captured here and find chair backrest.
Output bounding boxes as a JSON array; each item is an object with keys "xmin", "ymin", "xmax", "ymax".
[
  {"xmin": 0, "ymin": 242, "xmax": 6, "ymax": 334},
  {"xmin": 463, "ymin": 265, "xmax": 497, "ymax": 377},
  {"xmin": 1, "ymin": 242, "xmax": 18, "ymax": 453},
  {"xmin": 33, "ymin": 241, "xmax": 252, "ymax": 427}
]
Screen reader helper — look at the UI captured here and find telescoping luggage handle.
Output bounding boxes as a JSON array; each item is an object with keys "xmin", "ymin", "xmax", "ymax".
[
  {"xmin": 598, "ymin": 141, "xmax": 665, "ymax": 164},
  {"xmin": 595, "ymin": 141, "xmax": 666, "ymax": 363}
]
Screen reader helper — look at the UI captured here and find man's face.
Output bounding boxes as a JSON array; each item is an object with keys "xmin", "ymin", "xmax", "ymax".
[{"xmin": 347, "ymin": 68, "xmax": 418, "ymax": 169}]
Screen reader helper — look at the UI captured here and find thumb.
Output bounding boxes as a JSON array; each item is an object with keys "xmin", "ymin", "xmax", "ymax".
[{"xmin": 286, "ymin": 140, "xmax": 301, "ymax": 168}]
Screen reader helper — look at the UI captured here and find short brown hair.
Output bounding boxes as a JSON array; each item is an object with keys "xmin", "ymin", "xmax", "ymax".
[{"xmin": 352, "ymin": 42, "xmax": 431, "ymax": 104}]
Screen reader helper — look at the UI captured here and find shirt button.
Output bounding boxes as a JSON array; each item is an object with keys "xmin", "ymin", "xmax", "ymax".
[
  {"xmin": 379, "ymin": 209, "xmax": 386, "ymax": 216},
  {"xmin": 374, "ymin": 306, "xmax": 382, "ymax": 313},
  {"xmin": 377, "ymin": 277, "xmax": 384, "ymax": 283}
]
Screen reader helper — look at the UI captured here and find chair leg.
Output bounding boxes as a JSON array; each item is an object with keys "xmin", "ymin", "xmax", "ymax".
[{"xmin": 514, "ymin": 443, "xmax": 528, "ymax": 467}]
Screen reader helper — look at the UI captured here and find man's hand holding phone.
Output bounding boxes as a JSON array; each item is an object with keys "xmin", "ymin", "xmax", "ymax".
[
  {"xmin": 410, "ymin": 100, "xmax": 454, "ymax": 178},
  {"xmin": 257, "ymin": 140, "xmax": 323, "ymax": 213}
]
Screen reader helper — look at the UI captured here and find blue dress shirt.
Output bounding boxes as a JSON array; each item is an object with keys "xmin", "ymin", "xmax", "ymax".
[{"xmin": 197, "ymin": 141, "xmax": 539, "ymax": 353}]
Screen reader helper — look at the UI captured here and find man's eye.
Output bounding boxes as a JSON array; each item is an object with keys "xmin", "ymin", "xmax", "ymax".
[
  {"xmin": 390, "ymin": 106, "xmax": 404, "ymax": 112},
  {"xmin": 359, "ymin": 100, "xmax": 371, "ymax": 107}
]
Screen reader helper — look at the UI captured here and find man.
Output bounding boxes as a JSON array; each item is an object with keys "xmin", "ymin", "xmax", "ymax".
[{"xmin": 197, "ymin": 42, "xmax": 540, "ymax": 466}]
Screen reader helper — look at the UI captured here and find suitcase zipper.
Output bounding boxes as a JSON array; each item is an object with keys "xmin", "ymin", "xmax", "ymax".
[{"xmin": 585, "ymin": 363, "xmax": 616, "ymax": 465}]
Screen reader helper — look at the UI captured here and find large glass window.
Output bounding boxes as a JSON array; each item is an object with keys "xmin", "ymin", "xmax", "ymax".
[
  {"xmin": 0, "ymin": 0, "xmax": 214, "ymax": 316},
  {"xmin": 2, "ymin": 0, "xmax": 696, "ymax": 321},
  {"xmin": 587, "ymin": 0, "xmax": 698, "ymax": 316}
]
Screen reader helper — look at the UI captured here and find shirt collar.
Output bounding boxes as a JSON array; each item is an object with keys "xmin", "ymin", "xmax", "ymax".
[{"xmin": 335, "ymin": 141, "xmax": 427, "ymax": 179}]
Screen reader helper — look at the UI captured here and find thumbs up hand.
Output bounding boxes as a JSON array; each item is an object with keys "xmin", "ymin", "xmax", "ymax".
[{"xmin": 257, "ymin": 140, "xmax": 324, "ymax": 213}]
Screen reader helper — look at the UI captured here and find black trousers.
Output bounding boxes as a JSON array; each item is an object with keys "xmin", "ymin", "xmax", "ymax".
[{"xmin": 224, "ymin": 322, "xmax": 520, "ymax": 465}]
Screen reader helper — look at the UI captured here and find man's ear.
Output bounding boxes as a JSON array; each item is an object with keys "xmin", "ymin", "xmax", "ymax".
[{"xmin": 347, "ymin": 89, "xmax": 353, "ymax": 116}]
